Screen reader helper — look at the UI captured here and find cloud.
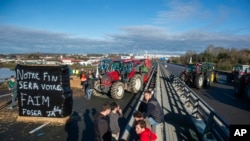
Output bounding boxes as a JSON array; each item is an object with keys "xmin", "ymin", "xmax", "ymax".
[
  {"xmin": 154, "ymin": 0, "xmax": 244, "ymax": 33},
  {"xmin": 154, "ymin": 0, "xmax": 209, "ymax": 28},
  {"xmin": 0, "ymin": 25, "xmax": 249, "ymax": 55},
  {"xmin": 0, "ymin": 25, "xmax": 114, "ymax": 54}
]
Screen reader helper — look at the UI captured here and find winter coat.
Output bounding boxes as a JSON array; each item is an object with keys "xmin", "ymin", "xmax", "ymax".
[
  {"xmin": 94, "ymin": 113, "xmax": 111, "ymax": 141},
  {"xmin": 109, "ymin": 112, "xmax": 122, "ymax": 134},
  {"xmin": 144, "ymin": 97, "xmax": 164, "ymax": 123},
  {"xmin": 86, "ymin": 78, "xmax": 94, "ymax": 90},
  {"xmin": 138, "ymin": 128, "xmax": 157, "ymax": 141}
]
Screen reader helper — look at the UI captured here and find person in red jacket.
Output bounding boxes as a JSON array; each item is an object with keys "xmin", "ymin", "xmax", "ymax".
[{"xmin": 135, "ymin": 120, "xmax": 157, "ymax": 141}]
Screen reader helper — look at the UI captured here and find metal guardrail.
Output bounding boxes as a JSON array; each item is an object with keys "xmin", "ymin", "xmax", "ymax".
[
  {"xmin": 170, "ymin": 72, "xmax": 230, "ymax": 141},
  {"xmin": 120, "ymin": 66, "xmax": 157, "ymax": 140},
  {"xmin": 121, "ymin": 62, "xmax": 230, "ymax": 141}
]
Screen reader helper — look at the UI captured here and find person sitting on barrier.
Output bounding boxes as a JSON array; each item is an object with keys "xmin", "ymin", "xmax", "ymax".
[
  {"xmin": 133, "ymin": 111, "xmax": 151, "ymax": 130},
  {"xmin": 143, "ymin": 89, "xmax": 164, "ymax": 126},
  {"xmin": 94, "ymin": 102, "xmax": 112, "ymax": 141},
  {"xmin": 109, "ymin": 102, "xmax": 123, "ymax": 141},
  {"xmin": 134, "ymin": 120, "xmax": 157, "ymax": 141}
]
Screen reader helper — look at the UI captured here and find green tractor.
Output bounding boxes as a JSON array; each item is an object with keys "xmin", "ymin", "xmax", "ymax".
[{"xmin": 179, "ymin": 62, "xmax": 217, "ymax": 89}]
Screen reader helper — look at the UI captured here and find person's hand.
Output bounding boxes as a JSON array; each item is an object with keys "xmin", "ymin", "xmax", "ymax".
[{"xmin": 118, "ymin": 107, "xmax": 122, "ymax": 114}]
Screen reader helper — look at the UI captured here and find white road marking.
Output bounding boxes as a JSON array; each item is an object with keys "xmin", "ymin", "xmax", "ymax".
[
  {"xmin": 0, "ymin": 93, "xmax": 12, "ymax": 98},
  {"xmin": 29, "ymin": 122, "xmax": 50, "ymax": 134}
]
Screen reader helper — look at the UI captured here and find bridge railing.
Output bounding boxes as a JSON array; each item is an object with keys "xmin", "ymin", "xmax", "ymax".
[
  {"xmin": 120, "ymin": 66, "xmax": 157, "ymax": 140},
  {"xmin": 171, "ymin": 73, "xmax": 230, "ymax": 141}
]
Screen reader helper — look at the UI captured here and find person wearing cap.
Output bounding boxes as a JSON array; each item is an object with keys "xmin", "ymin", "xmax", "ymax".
[{"xmin": 143, "ymin": 89, "xmax": 164, "ymax": 126}]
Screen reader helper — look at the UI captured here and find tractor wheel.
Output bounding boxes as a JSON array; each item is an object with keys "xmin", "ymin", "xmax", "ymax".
[
  {"xmin": 194, "ymin": 74, "xmax": 204, "ymax": 89},
  {"xmin": 130, "ymin": 74, "xmax": 143, "ymax": 94},
  {"xmin": 204, "ymin": 76, "xmax": 211, "ymax": 87},
  {"xmin": 214, "ymin": 72, "xmax": 219, "ymax": 83},
  {"xmin": 179, "ymin": 73, "xmax": 186, "ymax": 83},
  {"xmin": 111, "ymin": 82, "xmax": 125, "ymax": 99},
  {"xmin": 244, "ymin": 84, "xmax": 250, "ymax": 100},
  {"xmin": 93, "ymin": 80, "xmax": 102, "ymax": 97},
  {"xmin": 234, "ymin": 83, "xmax": 242, "ymax": 97}
]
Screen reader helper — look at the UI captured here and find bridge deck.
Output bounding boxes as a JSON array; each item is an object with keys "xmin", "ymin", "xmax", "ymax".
[{"xmin": 154, "ymin": 64, "xmax": 201, "ymax": 141}]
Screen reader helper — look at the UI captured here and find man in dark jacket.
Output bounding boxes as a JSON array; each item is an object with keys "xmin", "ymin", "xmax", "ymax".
[
  {"xmin": 84, "ymin": 74, "xmax": 95, "ymax": 100},
  {"xmin": 143, "ymin": 89, "xmax": 164, "ymax": 126},
  {"xmin": 94, "ymin": 102, "xmax": 112, "ymax": 141}
]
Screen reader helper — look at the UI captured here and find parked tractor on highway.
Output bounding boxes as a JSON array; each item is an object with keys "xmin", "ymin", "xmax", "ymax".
[
  {"xmin": 93, "ymin": 59, "xmax": 152, "ymax": 99},
  {"xmin": 179, "ymin": 62, "xmax": 217, "ymax": 89},
  {"xmin": 227, "ymin": 64, "xmax": 250, "ymax": 83},
  {"xmin": 234, "ymin": 67, "xmax": 250, "ymax": 99}
]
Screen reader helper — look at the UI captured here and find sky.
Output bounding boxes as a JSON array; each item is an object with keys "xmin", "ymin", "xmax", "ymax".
[{"xmin": 0, "ymin": 0, "xmax": 249, "ymax": 55}]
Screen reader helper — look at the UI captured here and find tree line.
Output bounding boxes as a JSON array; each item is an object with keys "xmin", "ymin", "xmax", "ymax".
[{"xmin": 171, "ymin": 45, "xmax": 250, "ymax": 71}]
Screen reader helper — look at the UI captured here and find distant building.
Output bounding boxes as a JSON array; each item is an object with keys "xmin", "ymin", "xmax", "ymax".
[{"xmin": 61, "ymin": 58, "xmax": 75, "ymax": 65}]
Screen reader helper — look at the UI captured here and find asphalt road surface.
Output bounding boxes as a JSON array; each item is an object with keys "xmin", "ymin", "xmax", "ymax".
[{"xmin": 0, "ymin": 88, "xmax": 140, "ymax": 141}]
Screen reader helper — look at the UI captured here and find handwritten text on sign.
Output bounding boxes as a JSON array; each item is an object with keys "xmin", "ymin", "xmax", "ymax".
[
  {"xmin": 15, "ymin": 66, "xmax": 69, "ymax": 117},
  {"xmin": 16, "ymin": 69, "xmax": 62, "ymax": 91}
]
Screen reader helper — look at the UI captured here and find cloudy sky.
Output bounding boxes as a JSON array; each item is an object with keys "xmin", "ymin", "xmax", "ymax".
[{"xmin": 0, "ymin": 0, "xmax": 249, "ymax": 55}]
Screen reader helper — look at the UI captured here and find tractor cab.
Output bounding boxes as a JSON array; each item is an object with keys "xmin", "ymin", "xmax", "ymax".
[
  {"xmin": 110, "ymin": 60, "xmax": 123, "ymax": 72},
  {"xmin": 97, "ymin": 58, "xmax": 113, "ymax": 76},
  {"xmin": 227, "ymin": 64, "xmax": 250, "ymax": 82}
]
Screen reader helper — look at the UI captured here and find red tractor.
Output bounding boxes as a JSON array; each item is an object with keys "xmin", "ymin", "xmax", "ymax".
[
  {"xmin": 93, "ymin": 59, "xmax": 151, "ymax": 99},
  {"xmin": 227, "ymin": 64, "xmax": 250, "ymax": 83},
  {"xmin": 234, "ymin": 68, "xmax": 250, "ymax": 99},
  {"xmin": 179, "ymin": 62, "xmax": 217, "ymax": 89}
]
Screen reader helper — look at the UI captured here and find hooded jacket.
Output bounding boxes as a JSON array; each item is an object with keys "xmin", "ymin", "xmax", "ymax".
[{"xmin": 138, "ymin": 128, "xmax": 157, "ymax": 141}]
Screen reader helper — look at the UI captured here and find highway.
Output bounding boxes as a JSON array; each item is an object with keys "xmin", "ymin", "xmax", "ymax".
[
  {"xmin": 165, "ymin": 63, "xmax": 250, "ymax": 125},
  {"xmin": 0, "ymin": 62, "xmax": 249, "ymax": 141}
]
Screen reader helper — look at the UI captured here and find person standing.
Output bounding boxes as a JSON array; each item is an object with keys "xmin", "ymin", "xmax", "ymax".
[
  {"xmin": 84, "ymin": 74, "xmax": 95, "ymax": 100},
  {"xmin": 80, "ymin": 69, "xmax": 87, "ymax": 91},
  {"xmin": 143, "ymin": 89, "xmax": 164, "ymax": 126},
  {"xmin": 135, "ymin": 120, "xmax": 157, "ymax": 141},
  {"xmin": 94, "ymin": 102, "xmax": 112, "ymax": 141},
  {"xmin": 109, "ymin": 102, "xmax": 123, "ymax": 141},
  {"xmin": 7, "ymin": 76, "xmax": 17, "ymax": 110}
]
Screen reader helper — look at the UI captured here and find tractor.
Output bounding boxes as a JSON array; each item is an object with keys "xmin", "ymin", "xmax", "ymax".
[
  {"xmin": 93, "ymin": 59, "xmax": 151, "ymax": 99},
  {"xmin": 179, "ymin": 62, "xmax": 217, "ymax": 89},
  {"xmin": 227, "ymin": 64, "xmax": 250, "ymax": 83},
  {"xmin": 234, "ymin": 67, "xmax": 250, "ymax": 99}
]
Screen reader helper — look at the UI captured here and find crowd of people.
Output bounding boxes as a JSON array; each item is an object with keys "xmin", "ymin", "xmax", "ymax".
[
  {"xmin": 5, "ymin": 68, "xmax": 164, "ymax": 141},
  {"xmin": 93, "ymin": 88, "xmax": 164, "ymax": 141}
]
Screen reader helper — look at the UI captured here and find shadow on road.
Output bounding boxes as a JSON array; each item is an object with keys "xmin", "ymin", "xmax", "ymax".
[
  {"xmin": 81, "ymin": 109, "xmax": 95, "ymax": 141},
  {"xmin": 65, "ymin": 111, "xmax": 81, "ymax": 141}
]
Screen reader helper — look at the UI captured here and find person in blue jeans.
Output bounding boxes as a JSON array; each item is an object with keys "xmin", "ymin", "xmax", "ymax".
[
  {"xmin": 7, "ymin": 76, "xmax": 18, "ymax": 109},
  {"xmin": 84, "ymin": 74, "xmax": 94, "ymax": 100}
]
